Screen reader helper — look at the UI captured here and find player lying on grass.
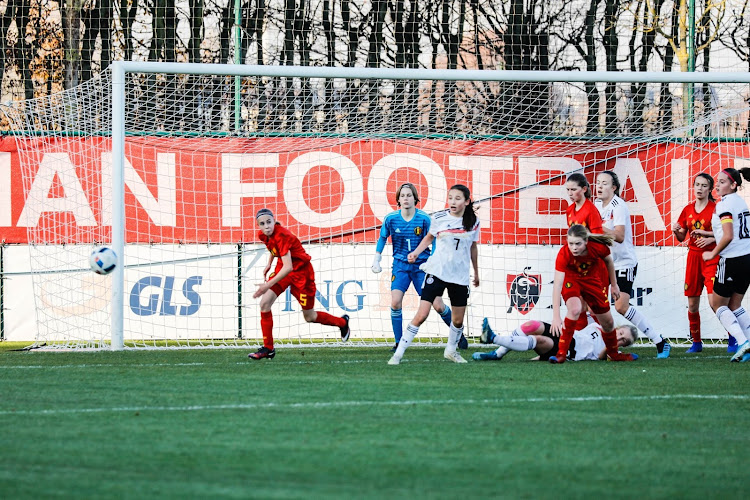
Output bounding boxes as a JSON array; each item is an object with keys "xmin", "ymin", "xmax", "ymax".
[
  {"xmin": 249, "ymin": 208, "xmax": 351, "ymax": 360},
  {"xmin": 473, "ymin": 318, "xmax": 638, "ymax": 362}
]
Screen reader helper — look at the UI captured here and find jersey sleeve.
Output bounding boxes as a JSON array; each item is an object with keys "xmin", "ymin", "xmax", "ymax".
[
  {"xmin": 590, "ymin": 241, "xmax": 611, "ymax": 260},
  {"xmin": 471, "ymin": 220, "xmax": 480, "ymax": 242},
  {"xmin": 677, "ymin": 205, "xmax": 689, "ymax": 229},
  {"xmin": 376, "ymin": 218, "xmax": 390, "ymax": 253},
  {"xmin": 612, "ymin": 201, "xmax": 629, "ymax": 227},
  {"xmin": 275, "ymin": 231, "xmax": 292, "ymax": 257},
  {"xmin": 555, "ymin": 247, "xmax": 569, "ymax": 272}
]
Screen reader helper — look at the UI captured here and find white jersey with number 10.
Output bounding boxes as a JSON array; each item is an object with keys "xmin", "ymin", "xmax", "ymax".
[{"xmin": 419, "ymin": 211, "xmax": 480, "ymax": 286}]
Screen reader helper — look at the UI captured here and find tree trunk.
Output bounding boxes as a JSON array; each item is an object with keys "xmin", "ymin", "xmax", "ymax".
[{"xmin": 63, "ymin": 0, "xmax": 82, "ymax": 90}]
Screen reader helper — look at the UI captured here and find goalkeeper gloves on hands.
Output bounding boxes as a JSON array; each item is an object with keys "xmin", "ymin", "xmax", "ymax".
[{"xmin": 371, "ymin": 253, "xmax": 382, "ymax": 273}]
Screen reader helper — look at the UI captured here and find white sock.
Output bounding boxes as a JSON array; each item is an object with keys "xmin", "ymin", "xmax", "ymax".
[
  {"xmin": 733, "ymin": 308, "xmax": 750, "ymax": 339},
  {"xmin": 717, "ymin": 306, "xmax": 748, "ymax": 344},
  {"xmin": 446, "ymin": 323, "xmax": 463, "ymax": 353},
  {"xmin": 625, "ymin": 306, "xmax": 662, "ymax": 344},
  {"xmin": 394, "ymin": 324, "xmax": 419, "ymax": 358},
  {"xmin": 494, "ymin": 346, "xmax": 510, "ymax": 359},
  {"xmin": 495, "ymin": 334, "xmax": 537, "ymax": 352}
]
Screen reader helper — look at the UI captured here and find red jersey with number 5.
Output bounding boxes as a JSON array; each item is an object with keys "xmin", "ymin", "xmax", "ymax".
[{"xmin": 259, "ymin": 223, "xmax": 312, "ymax": 275}]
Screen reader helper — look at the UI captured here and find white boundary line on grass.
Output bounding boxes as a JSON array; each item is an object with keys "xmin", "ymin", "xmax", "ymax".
[{"xmin": 1, "ymin": 394, "xmax": 748, "ymax": 416}]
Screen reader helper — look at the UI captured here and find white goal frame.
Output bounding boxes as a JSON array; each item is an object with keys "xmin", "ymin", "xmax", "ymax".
[{"xmin": 108, "ymin": 61, "xmax": 750, "ymax": 350}]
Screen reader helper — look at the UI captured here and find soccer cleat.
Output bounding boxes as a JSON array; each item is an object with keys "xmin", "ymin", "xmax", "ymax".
[
  {"xmin": 607, "ymin": 351, "xmax": 637, "ymax": 362},
  {"xmin": 740, "ymin": 353, "xmax": 750, "ymax": 363},
  {"xmin": 686, "ymin": 341, "xmax": 703, "ymax": 353},
  {"xmin": 387, "ymin": 354, "xmax": 402, "ymax": 365},
  {"xmin": 458, "ymin": 333, "xmax": 469, "ymax": 350},
  {"xmin": 472, "ymin": 351, "xmax": 500, "ymax": 361},
  {"xmin": 480, "ymin": 318, "xmax": 495, "ymax": 344},
  {"xmin": 444, "ymin": 350, "xmax": 468, "ymax": 363},
  {"xmin": 656, "ymin": 341, "xmax": 671, "ymax": 359},
  {"xmin": 728, "ymin": 335, "xmax": 739, "ymax": 354},
  {"xmin": 730, "ymin": 341, "xmax": 750, "ymax": 362},
  {"xmin": 248, "ymin": 346, "xmax": 276, "ymax": 360},
  {"xmin": 548, "ymin": 355, "xmax": 565, "ymax": 364},
  {"xmin": 340, "ymin": 314, "xmax": 351, "ymax": 342}
]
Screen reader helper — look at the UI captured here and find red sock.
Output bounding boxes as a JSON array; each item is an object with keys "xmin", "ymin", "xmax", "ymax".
[
  {"xmin": 556, "ymin": 317, "xmax": 577, "ymax": 361},
  {"xmin": 575, "ymin": 313, "xmax": 589, "ymax": 331},
  {"xmin": 314, "ymin": 311, "xmax": 346, "ymax": 328},
  {"xmin": 601, "ymin": 329, "xmax": 634, "ymax": 361},
  {"xmin": 688, "ymin": 311, "xmax": 701, "ymax": 342},
  {"xmin": 260, "ymin": 311, "xmax": 274, "ymax": 350}
]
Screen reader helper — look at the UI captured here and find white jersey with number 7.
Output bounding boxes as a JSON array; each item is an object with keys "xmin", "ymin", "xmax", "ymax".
[{"xmin": 419, "ymin": 210, "xmax": 480, "ymax": 286}]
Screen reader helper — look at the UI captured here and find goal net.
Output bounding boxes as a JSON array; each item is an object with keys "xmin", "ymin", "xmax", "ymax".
[{"xmin": 2, "ymin": 63, "xmax": 750, "ymax": 349}]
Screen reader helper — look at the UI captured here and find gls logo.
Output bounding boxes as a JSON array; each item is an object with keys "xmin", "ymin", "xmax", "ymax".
[{"xmin": 130, "ymin": 276, "xmax": 203, "ymax": 316}]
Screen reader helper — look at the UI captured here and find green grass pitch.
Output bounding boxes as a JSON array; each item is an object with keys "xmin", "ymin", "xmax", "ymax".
[{"xmin": 1, "ymin": 345, "xmax": 748, "ymax": 499}]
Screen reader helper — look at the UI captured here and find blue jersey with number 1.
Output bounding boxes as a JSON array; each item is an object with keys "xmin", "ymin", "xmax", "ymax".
[{"xmin": 378, "ymin": 210, "xmax": 432, "ymax": 264}]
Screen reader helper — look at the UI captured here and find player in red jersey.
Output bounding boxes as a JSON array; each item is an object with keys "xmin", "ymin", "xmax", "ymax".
[
  {"xmin": 565, "ymin": 173, "xmax": 603, "ymax": 234},
  {"xmin": 550, "ymin": 224, "xmax": 637, "ymax": 363},
  {"xmin": 249, "ymin": 208, "xmax": 351, "ymax": 359},
  {"xmin": 672, "ymin": 173, "xmax": 734, "ymax": 353}
]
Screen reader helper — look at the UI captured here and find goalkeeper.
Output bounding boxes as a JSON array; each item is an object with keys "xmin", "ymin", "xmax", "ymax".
[
  {"xmin": 372, "ymin": 183, "xmax": 467, "ymax": 350},
  {"xmin": 473, "ymin": 317, "xmax": 638, "ymax": 362}
]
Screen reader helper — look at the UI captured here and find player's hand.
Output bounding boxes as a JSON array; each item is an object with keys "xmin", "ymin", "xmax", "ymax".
[
  {"xmin": 671, "ymin": 222, "xmax": 682, "ymax": 233},
  {"xmin": 253, "ymin": 282, "xmax": 270, "ymax": 299},
  {"xmin": 262, "ymin": 265, "xmax": 272, "ymax": 280},
  {"xmin": 551, "ymin": 317, "xmax": 563, "ymax": 337},
  {"xmin": 407, "ymin": 252, "xmax": 417, "ymax": 264},
  {"xmin": 610, "ymin": 283, "xmax": 621, "ymax": 302},
  {"xmin": 371, "ymin": 254, "xmax": 382, "ymax": 273},
  {"xmin": 472, "ymin": 275, "xmax": 480, "ymax": 287},
  {"xmin": 702, "ymin": 250, "xmax": 716, "ymax": 262},
  {"xmin": 695, "ymin": 236, "xmax": 715, "ymax": 248}
]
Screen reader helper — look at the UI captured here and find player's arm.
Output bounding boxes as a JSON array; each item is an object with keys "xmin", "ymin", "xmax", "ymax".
[
  {"xmin": 704, "ymin": 216, "xmax": 734, "ymax": 260},
  {"xmin": 672, "ymin": 216, "xmax": 688, "ymax": 242},
  {"xmin": 470, "ymin": 241, "xmax": 479, "ymax": 287},
  {"xmin": 551, "ymin": 270, "xmax": 565, "ymax": 335},
  {"xmin": 254, "ymin": 253, "xmax": 293, "ymax": 298},
  {"xmin": 597, "ymin": 348, "xmax": 608, "ymax": 360},
  {"xmin": 603, "ymin": 224, "xmax": 625, "ymax": 243},
  {"xmin": 372, "ymin": 223, "xmax": 389, "ymax": 273},
  {"xmin": 408, "ymin": 233, "xmax": 434, "ymax": 263},
  {"xmin": 603, "ymin": 254, "xmax": 620, "ymax": 301},
  {"xmin": 262, "ymin": 253, "xmax": 274, "ymax": 279}
]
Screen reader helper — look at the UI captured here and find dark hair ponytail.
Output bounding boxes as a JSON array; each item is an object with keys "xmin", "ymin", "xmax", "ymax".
[
  {"xmin": 694, "ymin": 172, "xmax": 715, "ymax": 201},
  {"xmin": 450, "ymin": 184, "xmax": 477, "ymax": 231},
  {"xmin": 567, "ymin": 224, "xmax": 614, "ymax": 246},
  {"xmin": 567, "ymin": 173, "xmax": 592, "ymax": 199},
  {"xmin": 599, "ymin": 170, "xmax": 621, "ymax": 197},
  {"xmin": 723, "ymin": 167, "xmax": 750, "ymax": 189}
]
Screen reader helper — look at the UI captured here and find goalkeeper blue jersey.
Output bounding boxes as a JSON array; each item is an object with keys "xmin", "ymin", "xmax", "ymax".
[{"xmin": 378, "ymin": 209, "xmax": 432, "ymax": 264}]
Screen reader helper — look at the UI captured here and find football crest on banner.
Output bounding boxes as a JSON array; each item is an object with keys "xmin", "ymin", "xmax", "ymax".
[{"xmin": 507, "ymin": 267, "xmax": 541, "ymax": 315}]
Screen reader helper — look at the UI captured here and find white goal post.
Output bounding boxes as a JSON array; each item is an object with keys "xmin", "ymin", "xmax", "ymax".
[{"xmin": 4, "ymin": 62, "xmax": 750, "ymax": 349}]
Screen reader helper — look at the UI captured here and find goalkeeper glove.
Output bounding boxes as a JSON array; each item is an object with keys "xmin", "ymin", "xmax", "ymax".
[{"xmin": 371, "ymin": 253, "xmax": 382, "ymax": 273}]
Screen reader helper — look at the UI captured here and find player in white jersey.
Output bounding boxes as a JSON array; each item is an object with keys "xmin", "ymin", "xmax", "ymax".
[
  {"xmin": 473, "ymin": 317, "xmax": 637, "ymax": 362},
  {"xmin": 388, "ymin": 184, "xmax": 480, "ymax": 365},
  {"xmin": 702, "ymin": 168, "xmax": 750, "ymax": 362},
  {"xmin": 595, "ymin": 170, "xmax": 670, "ymax": 358}
]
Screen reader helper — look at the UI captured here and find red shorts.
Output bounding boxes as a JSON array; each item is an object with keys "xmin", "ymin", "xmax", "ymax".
[
  {"xmin": 270, "ymin": 262, "xmax": 317, "ymax": 310},
  {"xmin": 561, "ymin": 273, "xmax": 610, "ymax": 314},
  {"xmin": 684, "ymin": 250, "xmax": 717, "ymax": 296}
]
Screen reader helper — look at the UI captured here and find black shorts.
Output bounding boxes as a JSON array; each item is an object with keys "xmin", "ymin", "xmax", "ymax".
[
  {"xmin": 420, "ymin": 274, "xmax": 470, "ymax": 307},
  {"xmin": 714, "ymin": 254, "xmax": 750, "ymax": 298},
  {"xmin": 615, "ymin": 265, "xmax": 637, "ymax": 298},
  {"xmin": 537, "ymin": 322, "xmax": 559, "ymax": 361}
]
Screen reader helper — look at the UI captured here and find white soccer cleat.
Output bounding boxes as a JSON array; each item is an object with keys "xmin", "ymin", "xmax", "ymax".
[
  {"xmin": 730, "ymin": 341, "xmax": 750, "ymax": 362},
  {"xmin": 388, "ymin": 354, "xmax": 402, "ymax": 365},
  {"xmin": 443, "ymin": 350, "xmax": 467, "ymax": 363}
]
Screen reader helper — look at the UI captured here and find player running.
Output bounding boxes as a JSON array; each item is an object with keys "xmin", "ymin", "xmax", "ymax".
[
  {"xmin": 371, "ymin": 183, "xmax": 466, "ymax": 350},
  {"xmin": 473, "ymin": 317, "xmax": 638, "ymax": 362},
  {"xmin": 551, "ymin": 224, "xmax": 637, "ymax": 363},
  {"xmin": 595, "ymin": 170, "xmax": 671, "ymax": 358},
  {"xmin": 388, "ymin": 184, "xmax": 480, "ymax": 365},
  {"xmin": 672, "ymin": 172, "xmax": 735, "ymax": 353},
  {"xmin": 701, "ymin": 168, "xmax": 750, "ymax": 362},
  {"xmin": 249, "ymin": 208, "xmax": 351, "ymax": 359}
]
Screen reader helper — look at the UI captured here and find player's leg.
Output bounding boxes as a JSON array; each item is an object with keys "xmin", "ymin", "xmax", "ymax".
[
  {"xmin": 249, "ymin": 288, "xmax": 281, "ymax": 359},
  {"xmin": 711, "ymin": 256, "xmax": 750, "ymax": 361},
  {"xmin": 443, "ymin": 283, "xmax": 470, "ymax": 363},
  {"xmin": 703, "ymin": 256, "xmax": 736, "ymax": 352},
  {"xmin": 295, "ymin": 270, "xmax": 350, "ymax": 341},
  {"xmin": 474, "ymin": 320, "xmax": 547, "ymax": 361},
  {"xmin": 615, "ymin": 266, "xmax": 669, "ymax": 358},
  {"xmin": 389, "ymin": 299, "xmax": 433, "ymax": 365},
  {"xmin": 685, "ymin": 251, "xmax": 705, "ymax": 352},
  {"xmin": 595, "ymin": 309, "xmax": 637, "ymax": 361},
  {"xmin": 414, "ymin": 268, "xmax": 462, "ymax": 348},
  {"xmin": 550, "ymin": 294, "xmax": 582, "ymax": 363},
  {"xmin": 686, "ymin": 296, "xmax": 703, "ymax": 352},
  {"xmin": 389, "ymin": 260, "xmax": 411, "ymax": 346}
]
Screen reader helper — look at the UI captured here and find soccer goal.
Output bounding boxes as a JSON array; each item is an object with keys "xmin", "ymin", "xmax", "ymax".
[{"xmin": 2, "ymin": 62, "xmax": 750, "ymax": 349}]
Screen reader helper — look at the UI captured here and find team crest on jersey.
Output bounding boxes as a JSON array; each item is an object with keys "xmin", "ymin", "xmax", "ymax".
[
  {"xmin": 414, "ymin": 227, "xmax": 423, "ymax": 236},
  {"xmin": 506, "ymin": 267, "xmax": 541, "ymax": 315}
]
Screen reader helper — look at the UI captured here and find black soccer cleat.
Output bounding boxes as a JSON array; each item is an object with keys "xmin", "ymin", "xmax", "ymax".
[
  {"xmin": 248, "ymin": 346, "xmax": 276, "ymax": 360},
  {"xmin": 340, "ymin": 314, "xmax": 351, "ymax": 342},
  {"xmin": 458, "ymin": 333, "xmax": 469, "ymax": 350}
]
